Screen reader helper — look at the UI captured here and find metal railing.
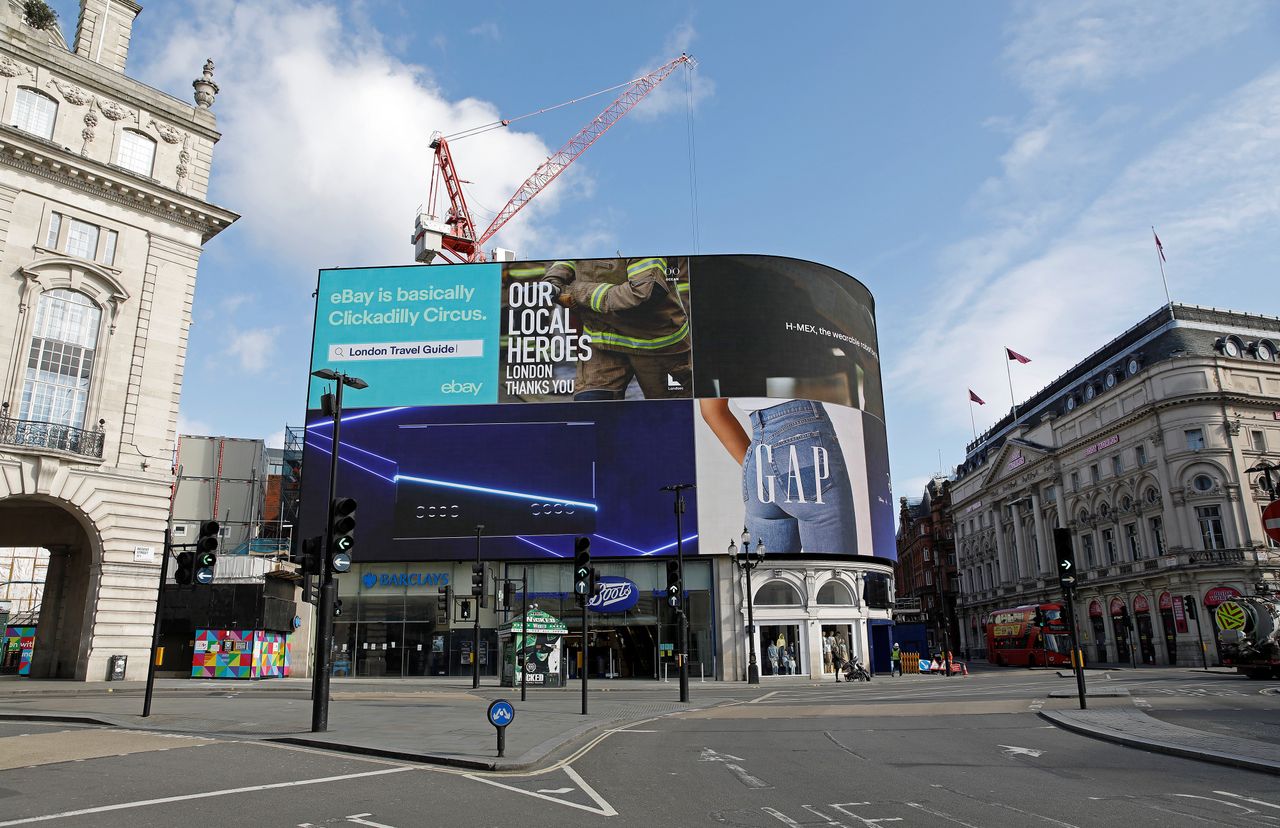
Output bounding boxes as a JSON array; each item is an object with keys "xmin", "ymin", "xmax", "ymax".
[{"xmin": 0, "ymin": 412, "xmax": 104, "ymax": 459}]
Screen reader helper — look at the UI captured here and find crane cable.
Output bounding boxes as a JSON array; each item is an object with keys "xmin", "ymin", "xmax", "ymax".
[
  {"xmin": 444, "ymin": 75, "xmax": 645, "ymax": 143},
  {"xmin": 684, "ymin": 60, "xmax": 701, "ymax": 255}
]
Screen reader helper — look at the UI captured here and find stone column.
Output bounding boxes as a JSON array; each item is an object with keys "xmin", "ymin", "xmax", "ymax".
[
  {"xmin": 992, "ymin": 505, "xmax": 1009, "ymax": 586},
  {"xmin": 1030, "ymin": 490, "xmax": 1050, "ymax": 574}
]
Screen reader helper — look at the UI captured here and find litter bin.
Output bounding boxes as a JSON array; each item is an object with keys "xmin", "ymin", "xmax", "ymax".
[{"xmin": 107, "ymin": 654, "xmax": 127, "ymax": 681}]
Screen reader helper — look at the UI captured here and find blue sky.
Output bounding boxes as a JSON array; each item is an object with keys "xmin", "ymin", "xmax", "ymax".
[{"xmin": 46, "ymin": 0, "xmax": 1280, "ymax": 503}]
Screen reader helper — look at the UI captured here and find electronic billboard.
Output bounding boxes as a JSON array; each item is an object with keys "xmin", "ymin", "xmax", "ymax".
[{"xmin": 301, "ymin": 255, "xmax": 893, "ymax": 562}]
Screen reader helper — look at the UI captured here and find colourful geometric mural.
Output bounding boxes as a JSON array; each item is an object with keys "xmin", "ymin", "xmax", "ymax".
[
  {"xmin": 192, "ymin": 629, "xmax": 292, "ymax": 679},
  {"xmin": 4, "ymin": 627, "xmax": 35, "ymax": 676}
]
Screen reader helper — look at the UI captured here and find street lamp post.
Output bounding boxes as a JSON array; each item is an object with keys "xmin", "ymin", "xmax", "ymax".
[
  {"xmin": 310, "ymin": 368, "xmax": 366, "ymax": 733},
  {"xmin": 729, "ymin": 530, "xmax": 765, "ymax": 684}
]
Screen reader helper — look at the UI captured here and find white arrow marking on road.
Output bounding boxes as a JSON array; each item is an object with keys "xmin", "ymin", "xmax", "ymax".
[
  {"xmin": 998, "ymin": 744, "xmax": 1044, "ymax": 758},
  {"xmin": 725, "ymin": 763, "xmax": 771, "ymax": 789},
  {"xmin": 464, "ymin": 765, "xmax": 617, "ymax": 817},
  {"xmin": 699, "ymin": 747, "xmax": 745, "ymax": 762}
]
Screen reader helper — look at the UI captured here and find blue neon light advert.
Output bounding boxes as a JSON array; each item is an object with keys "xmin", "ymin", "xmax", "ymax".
[{"xmin": 310, "ymin": 264, "xmax": 501, "ymax": 408}]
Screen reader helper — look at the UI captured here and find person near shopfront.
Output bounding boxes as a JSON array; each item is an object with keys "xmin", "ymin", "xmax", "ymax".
[
  {"xmin": 823, "ymin": 632, "xmax": 834, "ymax": 674},
  {"xmin": 767, "ymin": 640, "xmax": 779, "ymax": 676},
  {"xmin": 890, "ymin": 642, "xmax": 901, "ymax": 676},
  {"xmin": 834, "ymin": 635, "xmax": 850, "ymax": 682}
]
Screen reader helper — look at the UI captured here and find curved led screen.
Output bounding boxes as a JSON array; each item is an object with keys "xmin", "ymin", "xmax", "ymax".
[{"xmin": 302, "ymin": 254, "xmax": 892, "ymax": 562}]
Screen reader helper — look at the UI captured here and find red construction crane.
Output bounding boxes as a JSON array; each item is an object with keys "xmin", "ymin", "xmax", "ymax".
[{"xmin": 412, "ymin": 53, "xmax": 696, "ymax": 264}]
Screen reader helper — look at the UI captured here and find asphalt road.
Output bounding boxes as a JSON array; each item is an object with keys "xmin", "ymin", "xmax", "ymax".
[{"xmin": 0, "ymin": 668, "xmax": 1275, "ymax": 827}]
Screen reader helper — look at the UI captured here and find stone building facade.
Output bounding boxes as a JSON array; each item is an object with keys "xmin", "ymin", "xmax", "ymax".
[
  {"xmin": 951, "ymin": 304, "xmax": 1280, "ymax": 667},
  {"xmin": 895, "ymin": 476, "xmax": 959, "ymax": 655},
  {"xmin": 0, "ymin": 1, "xmax": 236, "ymax": 679}
]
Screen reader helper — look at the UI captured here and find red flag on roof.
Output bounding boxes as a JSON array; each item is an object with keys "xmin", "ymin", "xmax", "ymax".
[
  {"xmin": 1006, "ymin": 347, "xmax": 1031, "ymax": 364},
  {"xmin": 1153, "ymin": 229, "xmax": 1166, "ymax": 263},
  {"xmin": 969, "ymin": 389, "xmax": 986, "ymax": 405}
]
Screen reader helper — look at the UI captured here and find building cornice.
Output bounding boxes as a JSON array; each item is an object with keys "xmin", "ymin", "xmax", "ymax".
[{"xmin": 0, "ymin": 125, "xmax": 238, "ymax": 241}]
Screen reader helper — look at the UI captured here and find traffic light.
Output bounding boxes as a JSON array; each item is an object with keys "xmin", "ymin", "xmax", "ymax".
[
  {"xmin": 437, "ymin": 585, "xmax": 451, "ymax": 623},
  {"xmin": 330, "ymin": 496, "xmax": 357, "ymax": 554},
  {"xmin": 460, "ymin": 599, "xmax": 472, "ymax": 621},
  {"xmin": 175, "ymin": 550, "xmax": 195, "ymax": 585},
  {"xmin": 471, "ymin": 562, "xmax": 487, "ymax": 608},
  {"xmin": 1033, "ymin": 608, "xmax": 1047, "ymax": 627},
  {"xmin": 590, "ymin": 568, "xmax": 604, "ymax": 601},
  {"xmin": 573, "ymin": 537, "xmax": 591, "ymax": 599},
  {"xmin": 298, "ymin": 536, "xmax": 321, "ymax": 604},
  {"xmin": 666, "ymin": 560, "xmax": 681, "ymax": 608},
  {"xmin": 334, "ymin": 598, "xmax": 344, "ymax": 617},
  {"xmin": 502, "ymin": 581, "xmax": 516, "ymax": 610},
  {"xmin": 194, "ymin": 520, "xmax": 219, "ymax": 585},
  {"xmin": 1183, "ymin": 596, "xmax": 1198, "ymax": 621}
]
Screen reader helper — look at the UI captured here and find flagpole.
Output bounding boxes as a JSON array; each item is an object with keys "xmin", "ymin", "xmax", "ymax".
[
  {"xmin": 968, "ymin": 398, "xmax": 977, "ymax": 441},
  {"xmin": 1152, "ymin": 226, "xmax": 1174, "ymax": 324},
  {"xmin": 1005, "ymin": 348, "xmax": 1018, "ymax": 420}
]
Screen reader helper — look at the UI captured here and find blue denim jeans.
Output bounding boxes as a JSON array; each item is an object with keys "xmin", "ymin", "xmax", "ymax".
[{"xmin": 743, "ymin": 400, "xmax": 857, "ymax": 554}]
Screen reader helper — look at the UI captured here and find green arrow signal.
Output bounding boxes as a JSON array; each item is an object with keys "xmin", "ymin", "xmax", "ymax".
[{"xmin": 334, "ymin": 535, "xmax": 354, "ymax": 552}]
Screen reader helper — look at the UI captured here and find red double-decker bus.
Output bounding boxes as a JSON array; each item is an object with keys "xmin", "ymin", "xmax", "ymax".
[{"xmin": 985, "ymin": 603, "xmax": 1072, "ymax": 667}]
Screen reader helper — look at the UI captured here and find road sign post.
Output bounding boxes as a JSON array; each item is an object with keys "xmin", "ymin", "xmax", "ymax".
[
  {"xmin": 487, "ymin": 699, "xmax": 515, "ymax": 758},
  {"xmin": 1053, "ymin": 528, "xmax": 1088, "ymax": 710}
]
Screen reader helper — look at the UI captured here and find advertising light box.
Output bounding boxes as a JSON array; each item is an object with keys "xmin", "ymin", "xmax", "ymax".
[{"xmin": 302, "ymin": 255, "xmax": 894, "ymax": 562}]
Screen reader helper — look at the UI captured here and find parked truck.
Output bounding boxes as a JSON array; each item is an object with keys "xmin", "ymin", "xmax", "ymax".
[{"xmin": 1216, "ymin": 589, "xmax": 1280, "ymax": 679}]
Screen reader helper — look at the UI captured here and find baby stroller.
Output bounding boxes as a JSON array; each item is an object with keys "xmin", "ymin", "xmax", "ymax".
[{"xmin": 841, "ymin": 654, "xmax": 872, "ymax": 682}]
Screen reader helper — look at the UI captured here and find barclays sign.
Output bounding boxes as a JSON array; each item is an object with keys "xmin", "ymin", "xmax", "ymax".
[
  {"xmin": 361, "ymin": 572, "xmax": 450, "ymax": 589},
  {"xmin": 587, "ymin": 576, "xmax": 639, "ymax": 613}
]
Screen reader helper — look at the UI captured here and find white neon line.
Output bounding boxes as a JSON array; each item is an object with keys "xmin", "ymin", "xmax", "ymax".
[
  {"xmin": 394, "ymin": 473, "xmax": 598, "ymax": 510},
  {"xmin": 0, "ymin": 767, "xmax": 414, "ymax": 826}
]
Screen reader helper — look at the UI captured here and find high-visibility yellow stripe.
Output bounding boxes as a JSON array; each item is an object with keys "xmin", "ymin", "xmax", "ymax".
[
  {"xmin": 627, "ymin": 257, "xmax": 667, "ymax": 277},
  {"xmin": 583, "ymin": 321, "xmax": 689, "ymax": 350},
  {"xmin": 551, "ymin": 260, "xmax": 576, "ymax": 273},
  {"xmin": 507, "ymin": 267, "xmax": 545, "ymax": 279}
]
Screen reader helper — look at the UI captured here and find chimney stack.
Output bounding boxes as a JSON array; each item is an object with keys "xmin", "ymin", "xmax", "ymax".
[{"xmin": 73, "ymin": 1, "xmax": 143, "ymax": 74}]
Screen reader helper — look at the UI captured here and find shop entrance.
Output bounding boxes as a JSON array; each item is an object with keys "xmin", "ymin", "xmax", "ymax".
[
  {"xmin": 820, "ymin": 624, "xmax": 854, "ymax": 676},
  {"xmin": 564, "ymin": 624, "xmax": 659, "ymax": 680},
  {"xmin": 1135, "ymin": 612, "xmax": 1157, "ymax": 664},
  {"xmin": 1159, "ymin": 608, "xmax": 1178, "ymax": 664}
]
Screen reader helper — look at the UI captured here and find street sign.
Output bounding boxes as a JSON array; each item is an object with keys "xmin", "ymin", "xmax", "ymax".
[
  {"xmin": 331, "ymin": 551, "xmax": 352, "ymax": 573},
  {"xmin": 194, "ymin": 567, "xmax": 214, "ymax": 585},
  {"xmin": 487, "ymin": 699, "xmax": 515, "ymax": 727},
  {"xmin": 1263, "ymin": 500, "xmax": 1280, "ymax": 544},
  {"xmin": 1053, "ymin": 528, "xmax": 1076, "ymax": 590},
  {"xmin": 487, "ymin": 698, "xmax": 514, "ymax": 758}
]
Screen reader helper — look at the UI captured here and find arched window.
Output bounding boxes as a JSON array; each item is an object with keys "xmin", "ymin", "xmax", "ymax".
[
  {"xmin": 19, "ymin": 289, "xmax": 101, "ymax": 429},
  {"xmin": 755, "ymin": 580, "xmax": 802, "ymax": 606},
  {"xmin": 12, "ymin": 88, "xmax": 57, "ymax": 139},
  {"xmin": 817, "ymin": 581, "xmax": 854, "ymax": 605},
  {"xmin": 117, "ymin": 129, "xmax": 157, "ymax": 176}
]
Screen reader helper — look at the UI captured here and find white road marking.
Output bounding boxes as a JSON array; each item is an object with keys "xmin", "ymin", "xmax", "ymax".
[
  {"xmin": 763, "ymin": 807, "xmax": 802, "ymax": 826},
  {"xmin": 906, "ymin": 802, "xmax": 983, "ymax": 827},
  {"xmin": 725, "ymin": 762, "xmax": 771, "ymax": 789},
  {"xmin": 346, "ymin": 815, "xmax": 399, "ymax": 828},
  {"xmin": 829, "ymin": 802, "xmax": 904, "ymax": 825},
  {"xmin": 749, "ymin": 690, "xmax": 781, "ymax": 704},
  {"xmin": 604, "ymin": 728, "xmax": 657, "ymax": 733},
  {"xmin": 463, "ymin": 765, "xmax": 617, "ymax": 817},
  {"xmin": 998, "ymin": 744, "xmax": 1044, "ymax": 758},
  {"xmin": 699, "ymin": 747, "xmax": 745, "ymax": 762},
  {"xmin": 1214, "ymin": 791, "xmax": 1280, "ymax": 811},
  {"xmin": 0, "ymin": 767, "xmax": 415, "ymax": 827},
  {"xmin": 537, "ymin": 787, "xmax": 575, "ymax": 794},
  {"xmin": 802, "ymin": 804, "xmax": 852, "ymax": 826}
]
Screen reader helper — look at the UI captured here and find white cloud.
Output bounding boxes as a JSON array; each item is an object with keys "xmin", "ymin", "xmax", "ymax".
[
  {"xmin": 136, "ymin": 1, "xmax": 562, "ymax": 269},
  {"xmin": 224, "ymin": 327, "xmax": 280, "ymax": 375},
  {"xmin": 177, "ymin": 412, "xmax": 214, "ymax": 437},
  {"xmin": 1004, "ymin": 0, "xmax": 1260, "ymax": 103},
  {"xmin": 468, "ymin": 21, "xmax": 500, "ymax": 41},
  {"xmin": 265, "ymin": 428, "xmax": 286, "ymax": 450}
]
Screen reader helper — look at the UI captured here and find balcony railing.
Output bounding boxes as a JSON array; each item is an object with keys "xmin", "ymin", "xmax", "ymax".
[{"xmin": 0, "ymin": 413, "xmax": 104, "ymax": 459}]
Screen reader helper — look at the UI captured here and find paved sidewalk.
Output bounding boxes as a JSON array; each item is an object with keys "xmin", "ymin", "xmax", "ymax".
[
  {"xmin": 1040, "ymin": 707, "xmax": 1280, "ymax": 776},
  {"xmin": 0, "ymin": 677, "xmax": 736, "ymax": 770}
]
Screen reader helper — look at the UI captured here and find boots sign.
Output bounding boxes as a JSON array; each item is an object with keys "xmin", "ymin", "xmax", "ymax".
[{"xmin": 587, "ymin": 576, "xmax": 639, "ymax": 613}]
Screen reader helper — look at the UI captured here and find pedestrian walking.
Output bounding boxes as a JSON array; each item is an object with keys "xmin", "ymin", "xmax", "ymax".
[
  {"xmin": 834, "ymin": 635, "xmax": 850, "ymax": 683},
  {"xmin": 890, "ymin": 642, "xmax": 902, "ymax": 677}
]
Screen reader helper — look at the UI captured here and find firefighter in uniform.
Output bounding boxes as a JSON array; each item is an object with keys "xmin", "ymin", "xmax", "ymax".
[{"xmin": 543, "ymin": 257, "xmax": 692, "ymax": 400}]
